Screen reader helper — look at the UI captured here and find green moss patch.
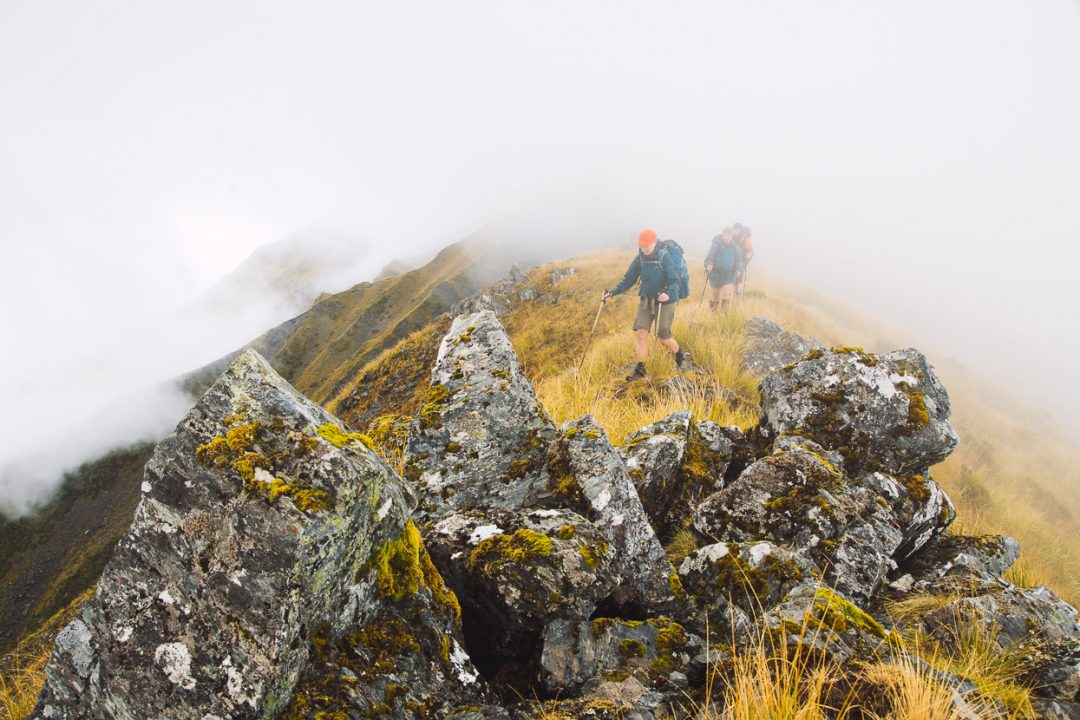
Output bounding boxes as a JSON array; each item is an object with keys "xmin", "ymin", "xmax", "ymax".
[{"xmin": 467, "ymin": 529, "xmax": 554, "ymax": 572}]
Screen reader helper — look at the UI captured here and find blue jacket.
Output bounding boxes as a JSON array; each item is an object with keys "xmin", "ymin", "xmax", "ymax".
[
  {"xmin": 610, "ymin": 248, "xmax": 682, "ymax": 300},
  {"xmin": 705, "ymin": 239, "xmax": 744, "ymax": 275}
]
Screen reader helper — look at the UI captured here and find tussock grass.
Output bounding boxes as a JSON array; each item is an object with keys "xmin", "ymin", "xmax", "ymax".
[
  {"xmin": 887, "ymin": 614, "xmax": 1035, "ymax": 719},
  {"xmin": 861, "ymin": 654, "xmax": 971, "ymax": 720}
]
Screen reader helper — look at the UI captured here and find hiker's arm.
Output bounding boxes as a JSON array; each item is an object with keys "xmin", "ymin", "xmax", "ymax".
[
  {"xmin": 608, "ymin": 257, "xmax": 640, "ymax": 296},
  {"xmin": 704, "ymin": 244, "xmax": 718, "ymax": 270}
]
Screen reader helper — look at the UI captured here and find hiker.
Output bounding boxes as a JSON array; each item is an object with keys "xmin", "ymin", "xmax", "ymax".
[
  {"xmin": 736, "ymin": 224, "xmax": 754, "ymax": 295},
  {"xmin": 704, "ymin": 227, "xmax": 744, "ymax": 310},
  {"xmin": 602, "ymin": 229, "xmax": 688, "ymax": 381}
]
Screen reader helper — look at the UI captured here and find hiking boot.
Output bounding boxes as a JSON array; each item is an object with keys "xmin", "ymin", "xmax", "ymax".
[
  {"xmin": 625, "ymin": 362, "xmax": 647, "ymax": 382},
  {"xmin": 675, "ymin": 349, "xmax": 688, "ymax": 369}
]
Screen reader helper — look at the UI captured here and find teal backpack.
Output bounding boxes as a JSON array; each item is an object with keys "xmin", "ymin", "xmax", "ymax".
[{"xmin": 657, "ymin": 240, "xmax": 691, "ymax": 301}]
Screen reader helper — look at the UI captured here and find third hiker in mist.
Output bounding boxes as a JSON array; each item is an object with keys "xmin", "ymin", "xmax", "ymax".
[
  {"xmin": 704, "ymin": 227, "xmax": 744, "ymax": 311},
  {"xmin": 602, "ymin": 229, "xmax": 690, "ymax": 382}
]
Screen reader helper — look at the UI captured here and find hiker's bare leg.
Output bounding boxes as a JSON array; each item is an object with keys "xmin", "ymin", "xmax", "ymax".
[
  {"xmin": 659, "ymin": 337, "xmax": 679, "ymax": 354},
  {"xmin": 634, "ymin": 329, "xmax": 649, "ymax": 363},
  {"xmin": 710, "ymin": 286, "xmax": 721, "ymax": 302}
]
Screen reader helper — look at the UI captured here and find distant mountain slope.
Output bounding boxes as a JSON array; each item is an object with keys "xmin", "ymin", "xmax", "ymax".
[
  {"xmin": 192, "ymin": 226, "xmax": 379, "ymax": 318},
  {"xmin": 180, "ymin": 237, "xmax": 504, "ymax": 405}
]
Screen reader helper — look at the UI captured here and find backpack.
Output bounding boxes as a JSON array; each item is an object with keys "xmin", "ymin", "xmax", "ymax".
[
  {"xmin": 716, "ymin": 243, "xmax": 738, "ymax": 271},
  {"xmin": 657, "ymin": 239, "xmax": 691, "ymax": 300}
]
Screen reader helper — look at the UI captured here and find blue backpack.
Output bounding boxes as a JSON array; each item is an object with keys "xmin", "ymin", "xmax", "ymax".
[{"xmin": 657, "ymin": 240, "xmax": 691, "ymax": 301}]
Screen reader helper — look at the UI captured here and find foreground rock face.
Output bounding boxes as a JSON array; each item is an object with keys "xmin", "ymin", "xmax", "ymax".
[
  {"xmin": 31, "ymin": 308, "xmax": 1080, "ymax": 720},
  {"xmin": 34, "ymin": 350, "xmax": 482, "ymax": 720}
]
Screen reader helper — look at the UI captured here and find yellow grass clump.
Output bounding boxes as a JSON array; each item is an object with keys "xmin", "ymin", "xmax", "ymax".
[{"xmin": 1, "ymin": 588, "xmax": 92, "ymax": 720}]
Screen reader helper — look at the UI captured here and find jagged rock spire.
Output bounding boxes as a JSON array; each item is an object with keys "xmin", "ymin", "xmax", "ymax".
[{"xmin": 33, "ymin": 350, "xmax": 483, "ymax": 719}]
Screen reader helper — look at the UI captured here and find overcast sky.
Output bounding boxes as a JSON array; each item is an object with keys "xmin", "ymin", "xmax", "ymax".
[{"xmin": 2, "ymin": 0, "xmax": 1079, "ymax": 513}]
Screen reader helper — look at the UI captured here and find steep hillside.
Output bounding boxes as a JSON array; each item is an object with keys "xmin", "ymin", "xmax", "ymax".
[{"xmin": 0, "ymin": 446, "xmax": 153, "ymax": 656}]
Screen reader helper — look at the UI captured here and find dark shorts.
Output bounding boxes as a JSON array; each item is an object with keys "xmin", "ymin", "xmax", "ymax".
[
  {"xmin": 708, "ymin": 270, "xmax": 737, "ymax": 288},
  {"xmin": 633, "ymin": 296, "xmax": 676, "ymax": 339}
]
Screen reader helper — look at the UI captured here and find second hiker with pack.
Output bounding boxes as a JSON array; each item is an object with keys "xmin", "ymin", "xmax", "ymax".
[
  {"xmin": 602, "ymin": 229, "xmax": 690, "ymax": 382},
  {"xmin": 704, "ymin": 227, "xmax": 744, "ymax": 311}
]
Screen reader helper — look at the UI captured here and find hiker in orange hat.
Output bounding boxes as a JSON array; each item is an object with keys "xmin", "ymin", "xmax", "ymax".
[{"xmin": 602, "ymin": 229, "xmax": 690, "ymax": 381}]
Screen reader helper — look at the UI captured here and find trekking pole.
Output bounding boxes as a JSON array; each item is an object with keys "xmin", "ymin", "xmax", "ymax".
[
  {"xmin": 575, "ymin": 299, "xmax": 606, "ymax": 374},
  {"xmin": 697, "ymin": 270, "xmax": 709, "ymax": 310}
]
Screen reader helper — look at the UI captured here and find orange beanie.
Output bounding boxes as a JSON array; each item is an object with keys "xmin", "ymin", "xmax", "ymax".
[{"xmin": 638, "ymin": 228, "xmax": 657, "ymax": 247}]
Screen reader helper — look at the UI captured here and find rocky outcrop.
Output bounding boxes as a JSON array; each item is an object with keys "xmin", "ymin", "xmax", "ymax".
[
  {"xmin": 617, "ymin": 412, "xmax": 742, "ymax": 542},
  {"xmin": 742, "ymin": 316, "xmax": 825, "ymax": 376},
  {"xmin": 403, "ymin": 309, "xmax": 679, "ymax": 669},
  {"xmin": 890, "ymin": 533, "xmax": 1021, "ymax": 594},
  {"xmin": 541, "ymin": 616, "xmax": 704, "ymax": 695},
  {"xmin": 692, "ymin": 438, "xmax": 954, "ymax": 603},
  {"xmin": 425, "ymin": 507, "xmax": 617, "ymax": 658},
  {"xmin": 677, "ymin": 541, "xmax": 819, "ymax": 639},
  {"xmin": 759, "ymin": 346, "xmax": 959, "ymax": 475},
  {"xmin": 33, "ymin": 350, "xmax": 483, "ymax": 720}
]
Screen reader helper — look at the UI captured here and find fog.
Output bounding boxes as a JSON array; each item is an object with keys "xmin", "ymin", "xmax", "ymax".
[{"xmin": 2, "ymin": 1, "xmax": 1078, "ymax": 515}]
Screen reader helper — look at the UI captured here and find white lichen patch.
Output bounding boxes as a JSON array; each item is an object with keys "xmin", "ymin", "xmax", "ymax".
[
  {"xmin": 117, "ymin": 626, "xmax": 133, "ymax": 643},
  {"xmin": 594, "ymin": 487, "xmax": 612, "ymax": 512},
  {"xmin": 221, "ymin": 656, "xmax": 256, "ymax": 707},
  {"xmin": 469, "ymin": 524, "xmax": 503, "ymax": 545},
  {"xmin": 450, "ymin": 639, "xmax": 479, "ymax": 685},
  {"xmin": 229, "ymin": 568, "xmax": 247, "ymax": 587},
  {"xmin": 748, "ymin": 542, "xmax": 774, "ymax": 565},
  {"xmin": 158, "ymin": 589, "xmax": 176, "ymax": 605},
  {"xmin": 154, "ymin": 642, "xmax": 196, "ymax": 690},
  {"xmin": 141, "ymin": 481, "xmax": 152, "ymax": 493},
  {"xmin": 376, "ymin": 497, "xmax": 393, "ymax": 521},
  {"xmin": 530, "ymin": 508, "xmax": 561, "ymax": 518}
]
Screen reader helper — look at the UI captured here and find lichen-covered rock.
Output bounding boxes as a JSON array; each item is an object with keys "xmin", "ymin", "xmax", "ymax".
[
  {"xmin": 558, "ymin": 416, "xmax": 681, "ymax": 613},
  {"xmin": 1021, "ymin": 638, "xmax": 1080, "ymax": 710},
  {"xmin": 618, "ymin": 412, "xmax": 735, "ymax": 542},
  {"xmin": 403, "ymin": 310, "xmax": 673, "ymax": 660},
  {"xmin": 425, "ymin": 508, "xmax": 617, "ymax": 658},
  {"xmin": 677, "ymin": 541, "xmax": 819, "ymax": 639},
  {"xmin": 405, "ymin": 309, "xmax": 558, "ymax": 520},
  {"xmin": 912, "ymin": 582, "xmax": 1080, "ymax": 709},
  {"xmin": 919, "ymin": 583, "xmax": 1080, "ymax": 650},
  {"xmin": 763, "ymin": 583, "xmax": 890, "ymax": 664},
  {"xmin": 759, "ymin": 346, "xmax": 959, "ymax": 475},
  {"xmin": 892, "ymin": 534, "xmax": 1021, "ymax": 594},
  {"xmin": 541, "ymin": 617, "xmax": 704, "ymax": 694},
  {"xmin": 742, "ymin": 316, "xmax": 825, "ymax": 376},
  {"xmin": 693, "ymin": 440, "xmax": 954, "ymax": 602},
  {"xmin": 33, "ymin": 350, "xmax": 484, "ymax": 720}
]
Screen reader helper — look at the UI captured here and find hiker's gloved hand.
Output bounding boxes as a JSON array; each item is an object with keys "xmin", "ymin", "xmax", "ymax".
[
  {"xmin": 705, "ymin": 263, "xmax": 713, "ymax": 272},
  {"xmin": 657, "ymin": 292, "xmax": 670, "ymax": 303},
  {"xmin": 602, "ymin": 290, "xmax": 612, "ymax": 301}
]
